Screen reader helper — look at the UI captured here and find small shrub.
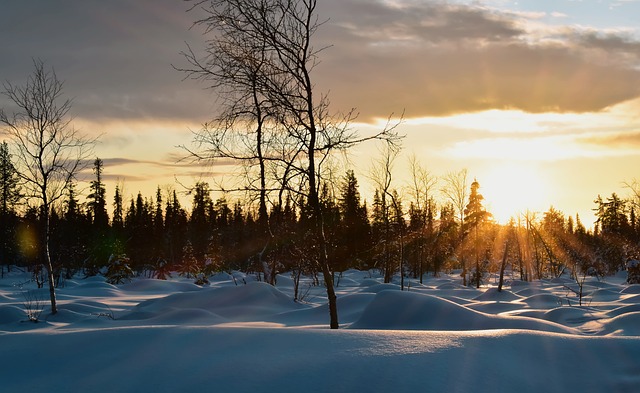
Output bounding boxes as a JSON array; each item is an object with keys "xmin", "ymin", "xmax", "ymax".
[
  {"xmin": 627, "ymin": 259, "xmax": 640, "ymax": 284},
  {"xmin": 194, "ymin": 272, "xmax": 209, "ymax": 286},
  {"xmin": 105, "ymin": 254, "xmax": 134, "ymax": 285},
  {"xmin": 22, "ymin": 290, "xmax": 44, "ymax": 323}
]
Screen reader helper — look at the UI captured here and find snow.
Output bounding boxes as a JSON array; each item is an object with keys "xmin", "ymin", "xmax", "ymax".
[{"xmin": 2, "ymin": 269, "xmax": 640, "ymax": 392}]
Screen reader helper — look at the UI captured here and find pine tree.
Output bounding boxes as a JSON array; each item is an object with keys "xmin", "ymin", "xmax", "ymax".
[
  {"xmin": 165, "ymin": 190, "xmax": 188, "ymax": 265},
  {"xmin": 0, "ymin": 141, "xmax": 21, "ymax": 273},
  {"xmin": 464, "ymin": 179, "xmax": 491, "ymax": 287},
  {"xmin": 337, "ymin": 170, "xmax": 371, "ymax": 270},
  {"xmin": 153, "ymin": 187, "xmax": 165, "ymax": 260},
  {"xmin": 87, "ymin": 158, "xmax": 110, "ymax": 267},
  {"xmin": 112, "ymin": 185, "xmax": 124, "ymax": 233},
  {"xmin": 87, "ymin": 158, "xmax": 109, "ymax": 228},
  {"xmin": 190, "ymin": 182, "xmax": 213, "ymax": 260},
  {"xmin": 60, "ymin": 183, "xmax": 90, "ymax": 276},
  {"xmin": 0, "ymin": 141, "xmax": 21, "ymax": 216}
]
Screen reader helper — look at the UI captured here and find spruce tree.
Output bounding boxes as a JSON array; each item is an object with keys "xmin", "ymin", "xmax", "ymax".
[
  {"xmin": 87, "ymin": 158, "xmax": 109, "ymax": 228},
  {"xmin": 165, "ymin": 190, "xmax": 188, "ymax": 265},
  {"xmin": 87, "ymin": 158, "xmax": 110, "ymax": 266},
  {"xmin": 337, "ymin": 170, "xmax": 371, "ymax": 270},
  {"xmin": 0, "ymin": 141, "xmax": 21, "ymax": 273},
  {"xmin": 190, "ymin": 182, "xmax": 213, "ymax": 260},
  {"xmin": 112, "ymin": 185, "xmax": 124, "ymax": 233},
  {"xmin": 464, "ymin": 179, "xmax": 491, "ymax": 288}
]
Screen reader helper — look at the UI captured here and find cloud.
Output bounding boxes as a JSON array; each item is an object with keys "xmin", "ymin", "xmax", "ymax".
[
  {"xmin": 2, "ymin": 0, "xmax": 640, "ymax": 124},
  {"xmin": 314, "ymin": 0, "xmax": 640, "ymax": 120},
  {"xmin": 578, "ymin": 130, "xmax": 640, "ymax": 149},
  {"xmin": 0, "ymin": 0, "xmax": 212, "ymax": 122}
]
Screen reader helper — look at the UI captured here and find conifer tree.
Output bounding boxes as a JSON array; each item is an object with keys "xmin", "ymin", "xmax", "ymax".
[
  {"xmin": 87, "ymin": 158, "xmax": 110, "ymax": 266},
  {"xmin": 153, "ymin": 187, "xmax": 165, "ymax": 262},
  {"xmin": 464, "ymin": 179, "xmax": 491, "ymax": 287},
  {"xmin": 0, "ymin": 141, "xmax": 21, "ymax": 216},
  {"xmin": 59, "ymin": 183, "xmax": 89, "ymax": 276},
  {"xmin": 337, "ymin": 170, "xmax": 371, "ymax": 270},
  {"xmin": 0, "ymin": 141, "xmax": 21, "ymax": 274},
  {"xmin": 112, "ymin": 185, "xmax": 124, "ymax": 233},
  {"xmin": 165, "ymin": 190, "xmax": 188, "ymax": 265},
  {"xmin": 190, "ymin": 182, "xmax": 213, "ymax": 260},
  {"xmin": 87, "ymin": 158, "xmax": 109, "ymax": 228}
]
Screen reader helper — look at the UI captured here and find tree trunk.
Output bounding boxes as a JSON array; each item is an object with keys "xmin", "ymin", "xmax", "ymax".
[
  {"xmin": 42, "ymin": 207, "xmax": 57, "ymax": 314},
  {"xmin": 498, "ymin": 238, "xmax": 510, "ymax": 292}
]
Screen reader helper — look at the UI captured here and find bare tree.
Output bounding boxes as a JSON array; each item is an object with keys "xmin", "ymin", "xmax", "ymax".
[
  {"xmin": 370, "ymin": 142, "xmax": 406, "ymax": 288},
  {"xmin": 177, "ymin": 1, "xmax": 278, "ymax": 283},
  {"xmin": 0, "ymin": 60, "xmax": 94, "ymax": 314},
  {"xmin": 181, "ymin": 0, "xmax": 400, "ymax": 328},
  {"xmin": 441, "ymin": 169, "xmax": 469, "ymax": 284},
  {"xmin": 407, "ymin": 155, "xmax": 438, "ymax": 283}
]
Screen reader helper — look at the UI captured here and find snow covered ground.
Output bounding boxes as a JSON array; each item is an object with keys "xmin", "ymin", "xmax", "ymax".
[{"xmin": 2, "ymin": 269, "xmax": 640, "ymax": 392}]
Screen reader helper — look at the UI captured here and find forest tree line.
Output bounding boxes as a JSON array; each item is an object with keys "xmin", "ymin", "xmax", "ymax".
[{"xmin": 2, "ymin": 142, "xmax": 640, "ymax": 289}]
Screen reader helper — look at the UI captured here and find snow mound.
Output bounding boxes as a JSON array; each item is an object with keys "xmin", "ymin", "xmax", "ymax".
[
  {"xmin": 74, "ymin": 280, "xmax": 120, "ymax": 291},
  {"xmin": 600, "ymin": 311, "xmax": 640, "ymax": 336},
  {"xmin": 619, "ymin": 294, "xmax": 640, "ymax": 303},
  {"xmin": 0, "ymin": 305, "xmax": 26, "ymax": 324},
  {"xmin": 549, "ymin": 277, "xmax": 574, "ymax": 284},
  {"xmin": 514, "ymin": 287, "xmax": 548, "ymax": 297},
  {"xmin": 359, "ymin": 278, "xmax": 383, "ymax": 287},
  {"xmin": 517, "ymin": 294, "xmax": 563, "ymax": 308},
  {"xmin": 359, "ymin": 283, "xmax": 400, "ymax": 293},
  {"xmin": 127, "ymin": 281, "xmax": 301, "ymax": 321},
  {"xmin": 620, "ymin": 284, "xmax": 640, "ymax": 294},
  {"xmin": 335, "ymin": 277, "xmax": 360, "ymax": 287},
  {"xmin": 270, "ymin": 293, "xmax": 374, "ymax": 326},
  {"xmin": 473, "ymin": 287, "xmax": 521, "ymax": 301},
  {"xmin": 59, "ymin": 300, "xmax": 115, "ymax": 315},
  {"xmin": 120, "ymin": 279, "xmax": 202, "ymax": 293},
  {"xmin": 589, "ymin": 289, "xmax": 623, "ymax": 302},
  {"xmin": 350, "ymin": 290, "xmax": 572, "ymax": 333},
  {"xmin": 509, "ymin": 280, "xmax": 532, "ymax": 287},
  {"xmin": 583, "ymin": 280, "xmax": 617, "ymax": 289},
  {"xmin": 607, "ymin": 303, "xmax": 640, "ymax": 318},
  {"xmin": 466, "ymin": 302, "xmax": 525, "ymax": 314},
  {"xmin": 143, "ymin": 308, "xmax": 228, "ymax": 325},
  {"xmin": 436, "ymin": 282, "xmax": 467, "ymax": 290},
  {"xmin": 541, "ymin": 307, "xmax": 601, "ymax": 326}
]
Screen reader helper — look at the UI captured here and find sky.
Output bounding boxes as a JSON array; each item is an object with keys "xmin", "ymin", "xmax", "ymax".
[{"xmin": 2, "ymin": 0, "xmax": 640, "ymax": 226}]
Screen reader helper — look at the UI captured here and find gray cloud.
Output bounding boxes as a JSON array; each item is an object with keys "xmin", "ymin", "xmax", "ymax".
[
  {"xmin": 0, "ymin": 0, "xmax": 211, "ymax": 121},
  {"xmin": 2, "ymin": 0, "xmax": 640, "ymax": 124},
  {"xmin": 315, "ymin": 1, "xmax": 640, "ymax": 119}
]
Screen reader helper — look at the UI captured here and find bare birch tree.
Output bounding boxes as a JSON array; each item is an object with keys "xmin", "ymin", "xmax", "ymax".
[
  {"xmin": 181, "ymin": 0, "xmax": 400, "ymax": 328},
  {"xmin": 441, "ymin": 169, "xmax": 469, "ymax": 284},
  {"xmin": 0, "ymin": 60, "xmax": 94, "ymax": 314}
]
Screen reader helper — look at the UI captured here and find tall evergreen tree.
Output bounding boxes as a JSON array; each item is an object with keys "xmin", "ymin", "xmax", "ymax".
[
  {"xmin": 165, "ymin": 190, "xmax": 188, "ymax": 265},
  {"xmin": 337, "ymin": 170, "xmax": 371, "ymax": 270},
  {"xmin": 87, "ymin": 158, "xmax": 109, "ymax": 228},
  {"xmin": 464, "ymin": 179, "xmax": 491, "ymax": 287},
  {"xmin": 153, "ymin": 187, "xmax": 165, "ymax": 261},
  {"xmin": 189, "ymin": 182, "xmax": 213, "ymax": 260},
  {"xmin": 112, "ymin": 185, "xmax": 124, "ymax": 233},
  {"xmin": 58, "ymin": 182, "xmax": 89, "ymax": 276},
  {"xmin": 0, "ymin": 141, "xmax": 21, "ymax": 273},
  {"xmin": 87, "ymin": 158, "xmax": 110, "ymax": 266}
]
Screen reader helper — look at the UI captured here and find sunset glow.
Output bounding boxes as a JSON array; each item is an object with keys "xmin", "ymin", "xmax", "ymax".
[{"xmin": 480, "ymin": 163, "xmax": 550, "ymax": 224}]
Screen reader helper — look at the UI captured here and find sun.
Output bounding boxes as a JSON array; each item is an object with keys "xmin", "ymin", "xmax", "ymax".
[{"xmin": 478, "ymin": 163, "xmax": 550, "ymax": 224}]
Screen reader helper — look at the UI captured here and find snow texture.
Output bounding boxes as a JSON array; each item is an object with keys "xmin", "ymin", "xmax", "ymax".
[{"xmin": 2, "ymin": 269, "xmax": 640, "ymax": 392}]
